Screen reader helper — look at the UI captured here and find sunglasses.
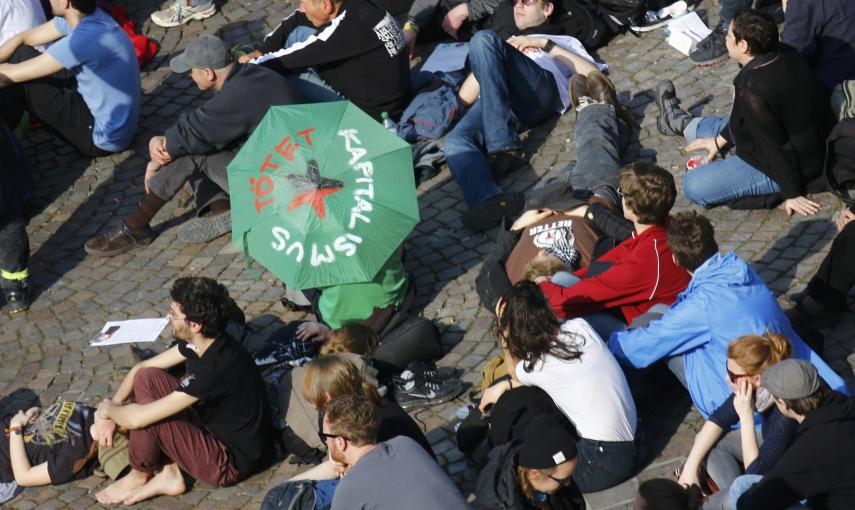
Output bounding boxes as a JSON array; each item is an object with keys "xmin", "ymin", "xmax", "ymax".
[
  {"xmin": 317, "ymin": 430, "xmax": 346, "ymax": 443},
  {"xmin": 547, "ymin": 473, "xmax": 574, "ymax": 487},
  {"xmin": 726, "ymin": 362, "xmax": 751, "ymax": 384},
  {"xmin": 514, "ymin": 0, "xmax": 540, "ymax": 6}
]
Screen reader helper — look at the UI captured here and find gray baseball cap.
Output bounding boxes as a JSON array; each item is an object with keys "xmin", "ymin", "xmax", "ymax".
[
  {"xmin": 169, "ymin": 34, "xmax": 231, "ymax": 73},
  {"xmin": 761, "ymin": 359, "xmax": 820, "ymax": 399}
]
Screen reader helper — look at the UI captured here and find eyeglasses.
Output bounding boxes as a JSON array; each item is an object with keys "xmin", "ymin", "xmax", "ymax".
[
  {"xmin": 166, "ymin": 310, "xmax": 190, "ymax": 322},
  {"xmin": 547, "ymin": 473, "xmax": 574, "ymax": 487},
  {"xmin": 616, "ymin": 187, "xmax": 624, "ymax": 198},
  {"xmin": 317, "ymin": 430, "xmax": 347, "ymax": 443},
  {"xmin": 726, "ymin": 362, "xmax": 751, "ymax": 384}
]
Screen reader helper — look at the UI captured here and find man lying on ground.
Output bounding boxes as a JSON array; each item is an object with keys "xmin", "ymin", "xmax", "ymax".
[
  {"xmin": 444, "ymin": 0, "xmax": 605, "ymax": 231},
  {"xmin": 243, "ymin": 0, "xmax": 410, "ymax": 121}
]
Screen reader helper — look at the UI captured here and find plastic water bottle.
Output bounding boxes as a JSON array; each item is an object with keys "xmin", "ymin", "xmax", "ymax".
[{"xmin": 381, "ymin": 111, "xmax": 397, "ymax": 133}]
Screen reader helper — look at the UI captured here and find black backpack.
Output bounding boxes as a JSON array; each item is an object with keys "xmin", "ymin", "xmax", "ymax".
[{"xmin": 554, "ymin": 0, "xmax": 612, "ymax": 49}]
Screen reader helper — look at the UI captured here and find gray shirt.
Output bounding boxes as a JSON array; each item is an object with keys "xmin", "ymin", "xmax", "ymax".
[{"xmin": 331, "ymin": 436, "xmax": 471, "ymax": 510}]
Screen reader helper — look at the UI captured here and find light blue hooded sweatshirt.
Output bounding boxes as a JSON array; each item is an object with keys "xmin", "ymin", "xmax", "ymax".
[{"xmin": 608, "ymin": 251, "xmax": 849, "ymax": 419}]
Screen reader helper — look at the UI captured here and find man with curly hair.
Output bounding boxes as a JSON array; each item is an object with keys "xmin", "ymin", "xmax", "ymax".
[{"xmin": 91, "ymin": 277, "xmax": 273, "ymax": 505}]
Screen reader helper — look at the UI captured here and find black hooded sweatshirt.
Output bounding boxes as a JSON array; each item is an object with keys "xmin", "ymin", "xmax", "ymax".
[
  {"xmin": 474, "ymin": 442, "xmax": 586, "ymax": 510},
  {"xmin": 737, "ymin": 391, "xmax": 855, "ymax": 510},
  {"xmin": 255, "ymin": 0, "xmax": 410, "ymax": 121}
]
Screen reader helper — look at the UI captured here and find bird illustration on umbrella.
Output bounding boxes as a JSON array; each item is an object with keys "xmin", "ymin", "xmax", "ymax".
[{"xmin": 286, "ymin": 159, "xmax": 344, "ymax": 219}]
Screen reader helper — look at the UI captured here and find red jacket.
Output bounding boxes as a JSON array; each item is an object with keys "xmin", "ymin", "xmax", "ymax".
[{"xmin": 539, "ymin": 224, "xmax": 690, "ymax": 324}]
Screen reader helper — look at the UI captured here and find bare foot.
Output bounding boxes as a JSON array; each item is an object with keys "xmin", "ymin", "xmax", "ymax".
[
  {"xmin": 123, "ymin": 463, "xmax": 186, "ymax": 505},
  {"xmin": 96, "ymin": 469, "xmax": 151, "ymax": 505}
]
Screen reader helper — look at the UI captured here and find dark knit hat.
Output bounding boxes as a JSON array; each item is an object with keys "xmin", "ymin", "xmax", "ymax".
[{"xmin": 518, "ymin": 415, "xmax": 578, "ymax": 469}]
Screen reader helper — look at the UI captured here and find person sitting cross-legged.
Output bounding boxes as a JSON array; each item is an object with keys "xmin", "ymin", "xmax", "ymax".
[
  {"xmin": 0, "ymin": 0, "xmax": 140, "ymax": 156},
  {"xmin": 608, "ymin": 211, "xmax": 848, "ymax": 419},
  {"xmin": 655, "ymin": 10, "xmax": 830, "ymax": 215},
  {"xmin": 444, "ymin": 0, "xmax": 605, "ymax": 231},
  {"xmin": 84, "ymin": 34, "xmax": 301, "ymax": 256},
  {"xmin": 92, "ymin": 277, "xmax": 274, "ymax": 505}
]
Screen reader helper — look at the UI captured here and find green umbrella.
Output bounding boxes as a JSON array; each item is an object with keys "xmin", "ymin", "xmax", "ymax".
[{"xmin": 227, "ymin": 101, "xmax": 419, "ymax": 290}]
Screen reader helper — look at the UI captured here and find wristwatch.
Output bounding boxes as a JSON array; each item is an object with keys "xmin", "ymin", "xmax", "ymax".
[
  {"xmin": 9, "ymin": 426, "xmax": 22, "ymax": 435},
  {"xmin": 543, "ymin": 39, "xmax": 556, "ymax": 53}
]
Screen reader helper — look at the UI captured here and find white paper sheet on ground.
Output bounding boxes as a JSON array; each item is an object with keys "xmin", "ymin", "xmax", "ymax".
[
  {"xmin": 421, "ymin": 42, "xmax": 469, "ymax": 73},
  {"xmin": 90, "ymin": 318, "xmax": 169, "ymax": 346},
  {"xmin": 666, "ymin": 12, "xmax": 712, "ymax": 56}
]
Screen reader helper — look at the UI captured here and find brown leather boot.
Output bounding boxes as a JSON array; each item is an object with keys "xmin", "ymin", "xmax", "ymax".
[
  {"xmin": 569, "ymin": 74, "xmax": 590, "ymax": 111},
  {"xmin": 587, "ymin": 70, "xmax": 636, "ymax": 128}
]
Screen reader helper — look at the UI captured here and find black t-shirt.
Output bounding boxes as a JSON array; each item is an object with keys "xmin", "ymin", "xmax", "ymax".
[
  {"xmin": 378, "ymin": 399, "xmax": 434, "ymax": 459},
  {"xmin": 0, "ymin": 401, "xmax": 97, "ymax": 485},
  {"xmin": 177, "ymin": 336, "xmax": 274, "ymax": 475}
]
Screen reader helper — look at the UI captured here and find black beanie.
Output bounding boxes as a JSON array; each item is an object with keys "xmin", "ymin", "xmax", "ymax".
[{"xmin": 518, "ymin": 415, "xmax": 578, "ymax": 469}]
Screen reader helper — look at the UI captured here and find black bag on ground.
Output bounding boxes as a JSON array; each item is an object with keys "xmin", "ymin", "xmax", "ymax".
[
  {"xmin": 554, "ymin": 0, "xmax": 612, "ymax": 49},
  {"xmin": 261, "ymin": 481, "xmax": 316, "ymax": 510},
  {"xmin": 374, "ymin": 312, "xmax": 443, "ymax": 372}
]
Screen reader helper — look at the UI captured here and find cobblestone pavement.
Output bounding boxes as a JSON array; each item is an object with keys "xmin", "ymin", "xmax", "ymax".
[{"xmin": 2, "ymin": 0, "xmax": 853, "ymax": 508}]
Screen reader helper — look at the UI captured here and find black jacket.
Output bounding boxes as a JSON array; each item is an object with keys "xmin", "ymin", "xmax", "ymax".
[
  {"xmin": 721, "ymin": 49, "xmax": 831, "ymax": 199},
  {"xmin": 475, "ymin": 442, "xmax": 586, "ymax": 510},
  {"xmin": 164, "ymin": 63, "xmax": 301, "ymax": 159},
  {"xmin": 737, "ymin": 391, "xmax": 855, "ymax": 510},
  {"xmin": 256, "ymin": 0, "xmax": 411, "ymax": 121}
]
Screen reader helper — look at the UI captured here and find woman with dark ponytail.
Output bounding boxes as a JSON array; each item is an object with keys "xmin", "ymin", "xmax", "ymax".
[
  {"xmin": 677, "ymin": 332, "xmax": 798, "ymax": 509},
  {"xmin": 478, "ymin": 280, "xmax": 637, "ymax": 493}
]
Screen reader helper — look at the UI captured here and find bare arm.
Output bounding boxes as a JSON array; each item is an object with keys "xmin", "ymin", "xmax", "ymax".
[
  {"xmin": 0, "ymin": 21, "xmax": 64, "ymax": 63},
  {"xmin": 8, "ymin": 409, "xmax": 51, "ymax": 486},
  {"xmin": 506, "ymin": 36, "xmax": 598, "ymax": 76},
  {"xmin": 289, "ymin": 459, "xmax": 340, "ymax": 481},
  {"xmin": 111, "ymin": 345, "xmax": 187, "ymax": 404},
  {"xmin": 458, "ymin": 73, "xmax": 479, "ymax": 107},
  {"xmin": 678, "ymin": 420, "xmax": 724, "ymax": 487},
  {"xmin": 0, "ymin": 52, "xmax": 64, "ymax": 85},
  {"xmin": 99, "ymin": 391, "xmax": 198, "ymax": 430}
]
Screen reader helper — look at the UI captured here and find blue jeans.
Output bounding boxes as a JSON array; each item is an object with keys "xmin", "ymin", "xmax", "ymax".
[
  {"xmin": 445, "ymin": 30, "xmax": 560, "ymax": 208},
  {"xmin": 574, "ymin": 437, "xmax": 636, "ymax": 493},
  {"xmin": 282, "ymin": 27, "xmax": 344, "ymax": 104},
  {"xmin": 726, "ymin": 474, "xmax": 810, "ymax": 510},
  {"xmin": 549, "ymin": 273, "xmax": 628, "ymax": 340},
  {"xmin": 682, "ymin": 116, "xmax": 780, "ymax": 208}
]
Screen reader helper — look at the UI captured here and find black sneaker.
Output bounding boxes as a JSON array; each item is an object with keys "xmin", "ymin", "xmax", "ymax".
[
  {"xmin": 462, "ymin": 192, "xmax": 525, "ymax": 232},
  {"xmin": 403, "ymin": 361, "xmax": 459, "ymax": 381},
  {"xmin": 655, "ymin": 80, "xmax": 692, "ymax": 136},
  {"xmin": 689, "ymin": 26, "xmax": 728, "ymax": 66},
  {"xmin": 2, "ymin": 278, "xmax": 29, "ymax": 315},
  {"xmin": 393, "ymin": 373, "xmax": 463, "ymax": 410}
]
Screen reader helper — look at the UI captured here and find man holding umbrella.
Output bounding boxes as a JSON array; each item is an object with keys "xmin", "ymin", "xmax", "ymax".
[{"xmin": 85, "ymin": 34, "xmax": 301, "ymax": 256}]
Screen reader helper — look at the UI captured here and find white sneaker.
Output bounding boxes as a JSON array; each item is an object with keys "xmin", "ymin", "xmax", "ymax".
[{"xmin": 150, "ymin": 1, "xmax": 216, "ymax": 28}]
